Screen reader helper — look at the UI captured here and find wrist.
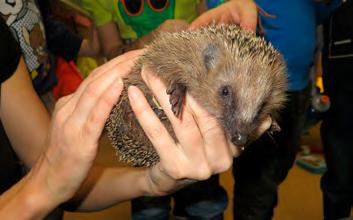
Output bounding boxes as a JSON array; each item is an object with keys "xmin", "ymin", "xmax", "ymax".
[
  {"xmin": 143, "ymin": 164, "xmax": 178, "ymax": 197},
  {"xmin": 24, "ymin": 154, "xmax": 71, "ymax": 212},
  {"xmin": 24, "ymin": 157, "xmax": 63, "ymax": 211},
  {"xmin": 20, "ymin": 176, "xmax": 57, "ymax": 219},
  {"xmin": 0, "ymin": 169, "xmax": 59, "ymax": 219}
]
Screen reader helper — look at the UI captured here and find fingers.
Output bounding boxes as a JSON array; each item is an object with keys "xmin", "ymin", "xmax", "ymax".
[
  {"xmin": 237, "ymin": 1, "xmax": 258, "ymax": 31},
  {"xmin": 190, "ymin": 1, "xmax": 258, "ymax": 32},
  {"xmin": 93, "ymin": 49, "xmax": 143, "ymax": 78},
  {"xmin": 141, "ymin": 68, "xmax": 204, "ymax": 155},
  {"xmin": 73, "ymin": 50, "xmax": 142, "ymax": 100},
  {"xmin": 70, "ymin": 59, "xmax": 133, "ymax": 124},
  {"xmin": 255, "ymin": 115, "xmax": 272, "ymax": 137},
  {"xmin": 185, "ymin": 94, "xmax": 234, "ymax": 172},
  {"xmin": 127, "ymin": 85, "xmax": 177, "ymax": 160},
  {"xmin": 81, "ymin": 79, "xmax": 123, "ymax": 141},
  {"xmin": 190, "ymin": 7, "xmax": 224, "ymax": 29},
  {"xmin": 142, "ymin": 68, "xmax": 233, "ymax": 173},
  {"xmin": 57, "ymin": 52, "xmax": 140, "ymax": 145}
]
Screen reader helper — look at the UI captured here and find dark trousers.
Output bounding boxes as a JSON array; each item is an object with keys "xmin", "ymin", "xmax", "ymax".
[
  {"xmin": 320, "ymin": 59, "xmax": 353, "ymax": 220},
  {"xmin": 232, "ymin": 87, "xmax": 311, "ymax": 220},
  {"xmin": 0, "ymin": 123, "xmax": 23, "ymax": 193},
  {"xmin": 131, "ymin": 175, "xmax": 228, "ymax": 220}
]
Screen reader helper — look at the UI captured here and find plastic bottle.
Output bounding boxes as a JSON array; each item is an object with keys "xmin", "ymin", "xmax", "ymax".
[
  {"xmin": 304, "ymin": 90, "xmax": 331, "ymax": 131},
  {"xmin": 311, "ymin": 93, "xmax": 331, "ymax": 113}
]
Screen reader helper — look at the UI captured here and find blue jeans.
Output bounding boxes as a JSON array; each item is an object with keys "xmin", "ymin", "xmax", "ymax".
[{"xmin": 132, "ymin": 175, "xmax": 227, "ymax": 220}]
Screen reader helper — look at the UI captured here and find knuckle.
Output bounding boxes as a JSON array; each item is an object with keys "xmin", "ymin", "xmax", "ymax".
[
  {"xmin": 53, "ymin": 109, "xmax": 66, "ymax": 125},
  {"xmin": 213, "ymin": 157, "xmax": 232, "ymax": 173},
  {"xmin": 83, "ymin": 121, "xmax": 95, "ymax": 137},
  {"xmin": 180, "ymin": 116, "xmax": 195, "ymax": 130},
  {"xmin": 116, "ymin": 60, "xmax": 132, "ymax": 74},
  {"xmin": 165, "ymin": 164, "xmax": 182, "ymax": 179},
  {"xmin": 88, "ymin": 110, "xmax": 103, "ymax": 127},
  {"xmin": 196, "ymin": 164, "xmax": 212, "ymax": 180},
  {"xmin": 89, "ymin": 67, "xmax": 101, "ymax": 78},
  {"xmin": 145, "ymin": 125, "xmax": 164, "ymax": 140},
  {"xmin": 84, "ymin": 83, "xmax": 99, "ymax": 99},
  {"xmin": 100, "ymin": 92, "xmax": 117, "ymax": 109}
]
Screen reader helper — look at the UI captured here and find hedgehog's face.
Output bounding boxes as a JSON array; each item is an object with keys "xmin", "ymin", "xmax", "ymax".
[
  {"xmin": 212, "ymin": 64, "xmax": 272, "ymax": 147},
  {"xmin": 199, "ymin": 42, "xmax": 287, "ymax": 147}
]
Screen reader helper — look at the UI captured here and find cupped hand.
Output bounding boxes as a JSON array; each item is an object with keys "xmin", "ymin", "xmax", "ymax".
[
  {"xmin": 127, "ymin": 67, "xmax": 237, "ymax": 196},
  {"xmin": 34, "ymin": 50, "xmax": 143, "ymax": 204}
]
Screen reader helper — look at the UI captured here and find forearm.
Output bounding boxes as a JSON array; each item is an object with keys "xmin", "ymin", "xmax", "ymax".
[
  {"xmin": 79, "ymin": 38, "xmax": 100, "ymax": 57},
  {"xmin": 71, "ymin": 165, "xmax": 151, "ymax": 211},
  {"xmin": 97, "ymin": 22, "xmax": 124, "ymax": 60},
  {"xmin": 0, "ymin": 156, "xmax": 61, "ymax": 219},
  {"xmin": 1, "ymin": 58, "xmax": 50, "ymax": 167},
  {"xmin": 79, "ymin": 27, "xmax": 101, "ymax": 57}
]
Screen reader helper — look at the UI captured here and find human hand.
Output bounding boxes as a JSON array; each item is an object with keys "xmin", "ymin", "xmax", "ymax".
[
  {"xmin": 30, "ymin": 50, "xmax": 142, "ymax": 205},
  {"xmin": 191, "ymin": 0, "xmax": 258, "ymax": 32},
  {"xmin": 79, "ymin": 26, "xmax": 101, "ymax": 57},
  {"xmin": 127, "ymin": 67, "xmax": 235, "ymax": 195},
  {"xmin": 155, "ymin": 19, "xmax": 190, "ymax": 33}
]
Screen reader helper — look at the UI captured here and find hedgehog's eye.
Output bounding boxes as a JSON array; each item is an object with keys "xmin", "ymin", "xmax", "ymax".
[{"xmin": 220, "ymin": 86, "xmax": 230, "ymax": 97}]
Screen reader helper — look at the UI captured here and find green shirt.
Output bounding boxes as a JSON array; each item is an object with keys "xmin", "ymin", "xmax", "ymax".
[{"xmin": 77, "ymin": 0, "xmax": 200, "ymax": 40}]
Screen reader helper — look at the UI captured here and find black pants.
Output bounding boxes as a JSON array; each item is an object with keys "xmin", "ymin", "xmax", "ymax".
[
  {"xmin": 232, "ymin": 87, "xmax": 311, "ymax": 220},
  {"xmin": 320, "ymin": 59, "xmax": 353, "ymax": 220},
  {"xmin": 0, "ymin": 123, "xmax": 23, "ymax": 193}
]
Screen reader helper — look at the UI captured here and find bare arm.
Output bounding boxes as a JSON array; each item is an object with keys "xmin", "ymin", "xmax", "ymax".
[
  {"xmin": 79, "ymin": 26, "xmax": 101, "ymax": 57},
  {"xmin": 0, "ymin": 57, "xmax": 50, "ymax": 167},
  {"xmin": 97, "ymin": 21, "xmax": 125, "ymax": 60},
  {"xmin": 0, "ymin": 50, "xmax": 271, "ymax": 216},
  {"xmin": 0, "ymin": 52, "xmax": 136, "ymax": 218}
]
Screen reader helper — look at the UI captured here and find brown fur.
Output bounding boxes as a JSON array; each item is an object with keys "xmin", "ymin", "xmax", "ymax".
[{"xmin": 105, "ymin": 24, "xmax": 287, "ymax": 167}]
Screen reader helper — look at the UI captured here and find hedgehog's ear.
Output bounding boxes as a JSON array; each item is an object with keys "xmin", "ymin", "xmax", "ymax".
[{"xmin": 202, "ymin": 43, "xmax": 219, "ymax": 71}]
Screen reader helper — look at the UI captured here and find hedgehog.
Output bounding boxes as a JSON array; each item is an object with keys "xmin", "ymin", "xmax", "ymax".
[{"xmin": 105, "ymin": 24, "xmax": 287, "ymax": 167}]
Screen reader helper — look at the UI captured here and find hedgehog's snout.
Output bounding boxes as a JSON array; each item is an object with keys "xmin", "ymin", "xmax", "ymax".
[{"xmin": 231, "ymin": 133, "xmax": 248, "ymax": 146}]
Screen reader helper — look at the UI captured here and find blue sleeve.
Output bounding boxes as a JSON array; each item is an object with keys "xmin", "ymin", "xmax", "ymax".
[
  {"xmin": 315, "ymin": 0, "xmax": 342, "ymax": 24},
  {"xmin": 38, "ymin": 0, "xmax": 83, "ymax": 61}
]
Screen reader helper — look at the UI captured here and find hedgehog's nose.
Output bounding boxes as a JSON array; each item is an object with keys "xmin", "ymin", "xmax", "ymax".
[{"xmin": 231, "ymin": 133, "xmax": 248, "ymax": 146}]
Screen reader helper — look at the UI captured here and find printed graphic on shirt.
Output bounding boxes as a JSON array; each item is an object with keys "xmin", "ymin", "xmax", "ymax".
[
  {"xmin": 116, "ymin": 0, "xmax": 175, "ymax": 38},
  {"xmin": 0, "ymin": 0, "xmax": 50, "ymax": 80}
]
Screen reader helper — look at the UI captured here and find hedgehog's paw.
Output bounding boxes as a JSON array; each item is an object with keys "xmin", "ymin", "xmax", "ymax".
[
  {"xmin": 166, "ymin": 82, "xmax": 186, "ymax": 118},
  {"xmin": 269, "ymin": 120, "xmax": 281, "ymax": 134}
]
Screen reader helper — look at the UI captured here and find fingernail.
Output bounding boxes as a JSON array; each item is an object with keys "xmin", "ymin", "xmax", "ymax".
[{"xmin": 128, "ymin": 85, "xmax": 140, "ymax": 100}]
